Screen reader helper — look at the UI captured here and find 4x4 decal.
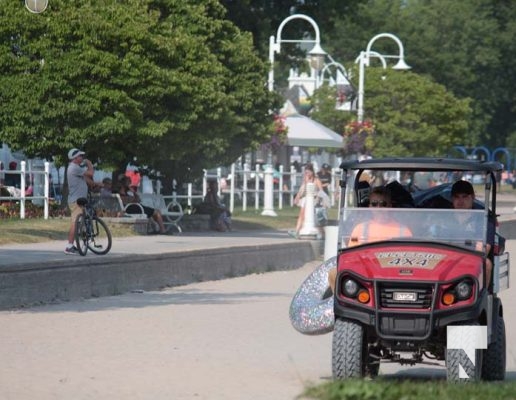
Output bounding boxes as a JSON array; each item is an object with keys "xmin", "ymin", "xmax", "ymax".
[{"xmin": 375, "ymin": 251, "xmax": 444, "ymax": 268}]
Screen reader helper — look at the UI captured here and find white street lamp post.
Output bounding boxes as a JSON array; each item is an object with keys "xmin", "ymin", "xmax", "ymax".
[
  {"xmin": 356, "ymin": 33, "xmax": 410, "ymax": 123},
  {"xmin": 263, "ymin": 14, "xmax": 326, "ymax": 218},
  {"xmin": 268, "ymin": 14, "xmax": 327, "ymax": 93},
  {"xmin": 318, "ymin": 60, "xmax": 348, "ymax": 89}
]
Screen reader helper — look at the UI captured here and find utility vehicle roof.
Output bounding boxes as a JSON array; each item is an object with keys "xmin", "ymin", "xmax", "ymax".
[{"xmin": 339, "ymin": 157, "xmax": 503, "ymax": 173}]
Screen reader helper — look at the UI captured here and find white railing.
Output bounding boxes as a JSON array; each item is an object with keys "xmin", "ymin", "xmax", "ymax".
[
  {"xmin": 0, "ymin": 161, "xmax": 51, "ymax": 219},
  {"xmin": 2, "ymin": 161, "xmax": 340, "ymax": 219},
  {"xmin": 164, "ymin": 163, "xmax": 340, "ymax": 214}
]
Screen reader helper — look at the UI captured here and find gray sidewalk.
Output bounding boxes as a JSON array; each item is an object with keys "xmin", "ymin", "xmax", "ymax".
[
  {"xmin": 0, "ymin": 230, "xmax": 306, "ymax": 268},
  {"xmin": 2, "ymin": 192, "xmax": 515, "ymax": 310},
  {"xmin": 0, "ymin": 229, "xmax": 321, "ymax": 309}
]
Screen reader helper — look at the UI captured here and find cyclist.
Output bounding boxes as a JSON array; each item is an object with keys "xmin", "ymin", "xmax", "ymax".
[{"xmin": 65, "ymin": 148, "xmax": 95, "ymax": 255}]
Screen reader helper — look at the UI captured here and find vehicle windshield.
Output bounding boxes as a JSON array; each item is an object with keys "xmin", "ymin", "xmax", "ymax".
[{"xmin": 338, "ymin": 208, "xmax": 487, "ymax": 252}]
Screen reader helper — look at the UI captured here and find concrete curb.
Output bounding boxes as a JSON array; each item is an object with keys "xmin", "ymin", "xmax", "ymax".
[{"xmin": 0, "ymin": 241, "xmax": 319, "ymax": 310}]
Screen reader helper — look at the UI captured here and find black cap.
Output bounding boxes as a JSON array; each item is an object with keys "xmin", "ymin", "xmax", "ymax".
[
  {"xmin": 322, "ymin": 163, "xmax": 330, "ymax": 169},
  {"xmin": 451, "ymin": 180, "xmax": 474, "ymax": 196}
]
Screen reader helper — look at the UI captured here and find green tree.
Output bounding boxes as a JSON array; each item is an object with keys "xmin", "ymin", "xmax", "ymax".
[
  {"xmin": 0, "ymin": 0, "xmax": 278, "ymax": 182},
  {"xmin": 325, "ymin": 0, "xmax": 516, "ymax": 150},
  {"xmin": 356, "ymin": 68, "xmax": 471, "ymax": 157},
  {"xmin": 309, "ymin": 85, "xmax": 351, "ymax": 135},
  {"xmin": 309, "ymin": 67, "xmax": 471, "ymax": 158},
  {"xmin": 219, "ymin": 0, "xmax": 515, "ymax": 154}
]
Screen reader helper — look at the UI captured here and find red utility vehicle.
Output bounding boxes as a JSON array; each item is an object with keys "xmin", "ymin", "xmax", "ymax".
[{"xmin": 332, "ymin": 158, "xmax": 509, "ymax": 381}]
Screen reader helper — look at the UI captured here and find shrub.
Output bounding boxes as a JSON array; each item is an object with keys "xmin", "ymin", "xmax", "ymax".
[{"xmin": 0, "ymin": 200, "xmax": 68, "ymax": 219}]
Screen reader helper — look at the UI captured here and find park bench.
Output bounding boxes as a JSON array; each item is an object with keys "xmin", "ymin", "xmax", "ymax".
[
  {"xmin": 139, "ymin": 193, "xmax": 184, "ymax": 233},
  {"xmin": 91, "ymin": 193, "xmax": 150, "ymax": 234}
]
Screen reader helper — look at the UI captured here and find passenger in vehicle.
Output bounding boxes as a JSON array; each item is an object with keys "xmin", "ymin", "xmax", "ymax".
[
  {"xmin": 385, "ymin": 180, "xmax": 415, "ymax": 207},
  {"xmin": 451, "ymin": 180, "xmax": 495, "ymax": 288}
]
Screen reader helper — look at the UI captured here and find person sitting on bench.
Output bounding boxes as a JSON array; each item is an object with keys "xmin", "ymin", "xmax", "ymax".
[{"xmin": 117, "ymin": 175, "xmax": 167, "ymax": 234}]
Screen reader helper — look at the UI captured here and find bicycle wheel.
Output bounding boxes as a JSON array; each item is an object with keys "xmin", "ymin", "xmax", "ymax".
[
  {"xmin": 74, "ymin": 213, "xmax": 89, "ymax": 256},
  {"xmin": 88, "ymin": 216, "xmax": 112, "ymax": 255}
]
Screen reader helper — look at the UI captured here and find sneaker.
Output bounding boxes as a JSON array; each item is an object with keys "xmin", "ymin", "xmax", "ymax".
[{"xmin": 64, "ymin": 246, "xmax": 79, "ymax": 255}]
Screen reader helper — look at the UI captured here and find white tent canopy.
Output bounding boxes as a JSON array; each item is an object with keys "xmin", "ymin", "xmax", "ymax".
[{"xmin": 281, "ymin": 101, "xmax": 343, "ymax": 149}]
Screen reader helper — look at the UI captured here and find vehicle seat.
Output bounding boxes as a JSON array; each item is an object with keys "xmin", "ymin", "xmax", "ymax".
[
  {"xmin": 386, "ymin": 181, "xmax": 414, "ymax": 208},
  {"xmin": 418, "ymin": 194, "xmax": 452, "ymax": 209},
  {"xmin": 357, "ymin": 181, "xmax": 370, "ymax": 207}
]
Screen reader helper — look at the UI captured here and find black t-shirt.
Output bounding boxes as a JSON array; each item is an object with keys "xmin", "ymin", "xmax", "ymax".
[
  {"xmin": 317, "ymin": 171, "xmax": 331, "ymax": 194},
  {"xmin": 4, "ymin": 172, "xmax": 21, "ymax": 188}
]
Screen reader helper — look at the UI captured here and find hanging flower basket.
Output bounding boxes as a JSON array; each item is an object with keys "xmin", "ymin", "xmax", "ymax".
[
  {"xmin": 343, "ymin": 120, "xmax": 375, "ymax": 156},
  {"xmin": 261, "ymin": 114, "xmax": 289, "ymax": 153}
]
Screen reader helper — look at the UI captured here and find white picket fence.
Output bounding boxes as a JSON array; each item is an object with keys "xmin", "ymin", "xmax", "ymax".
[
  {"xmin": 0, "ymin": 161, "xmax": 51, "ymax": 219},
  {"xmin": 170, "ymin": 163, "xmax": 340, "ymax": 214},
  {"xmin": 2, "ymin": 161, "xmax": 340, "ymax": 219}
]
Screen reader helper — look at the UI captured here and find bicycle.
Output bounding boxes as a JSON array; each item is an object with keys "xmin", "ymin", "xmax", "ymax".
[{"xmin": 75, "ymin": 194, "xmax": 112, "ymax": 256}]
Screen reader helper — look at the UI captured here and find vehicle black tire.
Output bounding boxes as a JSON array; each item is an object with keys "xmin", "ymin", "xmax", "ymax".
[
  {"xmin": 88, "ymin": 217, "xmax": 112, "ymax": 255},
  {"xmin": 74, "ymin": 213, "xmax": 89, "ymax": 256},
  {"xmin": 446, "ymin": 322, "xmax": 483, "ymax": 382},
  {"xmin": 332, "ymin": 318, "xmax": 365, "ymax": 379},
  {"xmin": 482, "ymin": 316, "xmax": 506, "ymax": 381}
]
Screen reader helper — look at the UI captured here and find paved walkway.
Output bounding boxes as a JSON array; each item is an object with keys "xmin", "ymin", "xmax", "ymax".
[
  {"xmin": 1, "ymin": 190, "xmax": 515, "ymax": 267},
  {"xmin": 0, "ymin": 229, "xmax": 320, "ymax": 309},
  {"xmin": 0, "ymin": 229, "xmax": 299, "ymax": 268},
  {"xmin": 1, "ymin": 190, "xmax": 515, "ymax": 309}
]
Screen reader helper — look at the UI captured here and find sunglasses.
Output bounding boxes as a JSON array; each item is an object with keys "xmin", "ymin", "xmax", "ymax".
[{"xmin": 370, "ymin": 200, "xmax": 388, "ymax": 207}]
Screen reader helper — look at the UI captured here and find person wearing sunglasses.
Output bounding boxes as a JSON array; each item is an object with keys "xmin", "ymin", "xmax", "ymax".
[
  {"xmin": 348, "ymin": 186, "xmax": 412, "ymax": 247},
  {"xmin": 328, "ymin": 186, "xmax": 413, "ymax": 293}
]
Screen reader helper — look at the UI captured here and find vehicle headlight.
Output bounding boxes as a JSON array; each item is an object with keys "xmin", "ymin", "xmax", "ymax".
[
  {"xmin": 455, "ymin": 280, "xmax": 473, "ymax": 300},
  {"xmin": 442, "ymin": 280, "xmax": 473, "ymax": 305},
  {"xmin": 343, "ymin": 279, "xmax": 359, "ymax": 297}
]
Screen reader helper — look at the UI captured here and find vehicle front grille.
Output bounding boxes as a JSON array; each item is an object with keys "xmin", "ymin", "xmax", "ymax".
[{"xmin": 379, "ymin": 283, "xmax": 434, "ymax": 309}]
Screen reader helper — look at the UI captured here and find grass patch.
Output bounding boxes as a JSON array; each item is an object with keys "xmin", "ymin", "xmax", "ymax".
[
  {"xmin": 302, "ymin": 379, "xmax": 516, "ymax": 400},
  {"xmin": 0, "ymin": 217, "xmax": 137, "ymax": 245},
  {"xmin": 231, "ymin": 206, "xmax": 299, "ymax": 230},
  {"xmin": 231, "ymin": 205, "xmax": 338, "ymax": 231},
  {"xmin": 0, "ymin": 205, "xmax": 339, "ymax": 245},
  {"xmin": 0, "ymin": 207, "xmax": 337, "ymax": 245}
]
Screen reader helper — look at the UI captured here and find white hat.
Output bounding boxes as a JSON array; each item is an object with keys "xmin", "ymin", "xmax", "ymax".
[{"xmin": 68, "ymin": 148, "xmax": 85, "ymax": 160}]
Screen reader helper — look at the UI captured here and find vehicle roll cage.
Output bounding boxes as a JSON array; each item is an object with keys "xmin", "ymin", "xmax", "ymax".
[
  {"xmin": 338, "ymin": 157, "xmax": 503, "ymax": 214},
  {"xmin": 339, "ymin": 157, "xmax": 503, "ymax": 173}
]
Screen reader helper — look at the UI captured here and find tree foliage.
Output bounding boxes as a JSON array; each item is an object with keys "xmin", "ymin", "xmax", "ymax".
[
  {"xmin": 363, "ymin": 68, "xmax": 471, "ymax": 157},
  {"xmin": 1, "ymin": 0, "xmax": 515, "ymax": 181},
  {"xmin": 225, "ymin": 0, "xmax": 515, "ymax": 154},
  {"xmin": 0, "ymin": 0, "xmax": 278, "ymax": 181},
  {"xmin": 309, "ymin": 85, "xmax": 351, "ymax": 135},
  {"xmin": 311, "ymin": 68, "xmax": 471, "ymax": 158},
  {"xmin": 321, "ymin": 0, "xmax": 516, "ymax": 151}
]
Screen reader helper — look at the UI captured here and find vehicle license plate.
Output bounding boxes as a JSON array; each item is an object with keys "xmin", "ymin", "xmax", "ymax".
[{"xmin": 393, "ymin": 292, "xmax": 417, "ymax": 301}]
